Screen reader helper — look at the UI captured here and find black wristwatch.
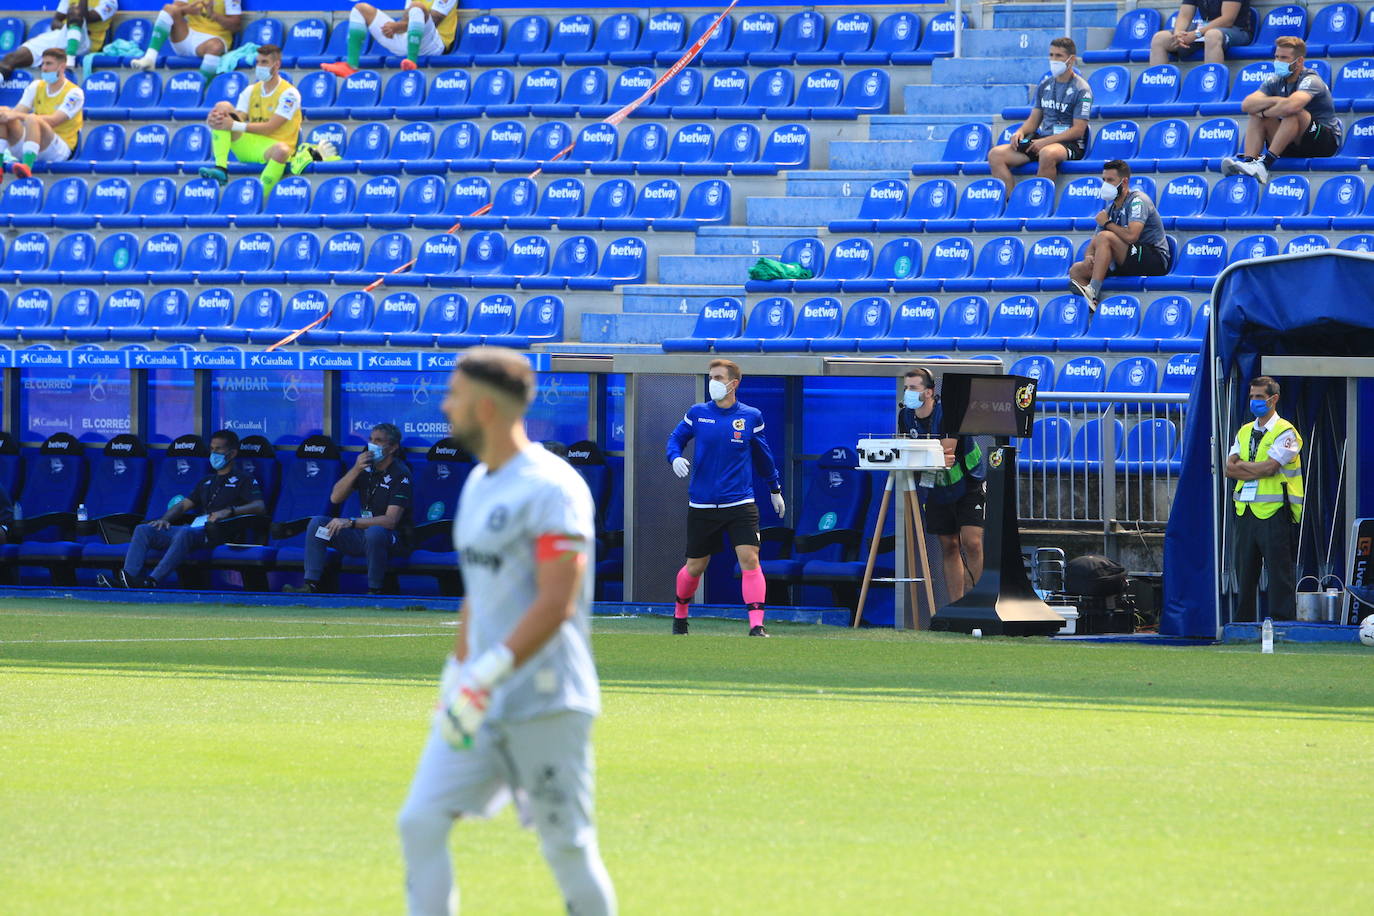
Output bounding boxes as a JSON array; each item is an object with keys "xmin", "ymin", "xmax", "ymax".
[{"xmin": 770, "ymin": 488, "xmax": 782, "ymax": 495}]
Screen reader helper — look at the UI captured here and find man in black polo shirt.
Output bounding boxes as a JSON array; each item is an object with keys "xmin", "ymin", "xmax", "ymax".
[
  {"xmin": 0, "ymin": 484, "xmax": 13, "ymax": 545},
  {"xmin": 298, "ymin": 422, "xmax": 413, "ymax": 595},
  {"xmin": 101, "ymin": 429, "xmax": 265, "ymax": 588}
]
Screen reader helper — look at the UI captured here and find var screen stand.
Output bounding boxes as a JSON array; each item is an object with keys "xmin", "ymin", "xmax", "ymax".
[{"xmin": 929, "ymin": 445, "xmax": 1064, "ymax": 636}]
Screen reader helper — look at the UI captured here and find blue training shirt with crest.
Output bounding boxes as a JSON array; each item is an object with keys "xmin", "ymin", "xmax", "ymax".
[{"xmin": 666, "ymin": 400, "xmax": 782, "ymax": 508}]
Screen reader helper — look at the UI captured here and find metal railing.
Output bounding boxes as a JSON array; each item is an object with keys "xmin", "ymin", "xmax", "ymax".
[{"xmin": 1016, "ymin": 391, "xmax": 1190, "ymax": 533}]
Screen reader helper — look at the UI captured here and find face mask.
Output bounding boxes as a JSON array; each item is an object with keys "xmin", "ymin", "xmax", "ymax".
[
  {"xmin": 41, "ymin": 70, "xmax": 58, "ymax": 85},
  {"xmin": 209, "ymin": 452, "xmax": 229, "ymax": 470},
  {"xmin": 1272, "ymin": 60, "xmax": 1291, "ymax": 78},
  {"xmin": 1099, "ymin": 180, "xmax": 1119, "ymax": 202},
  {"xmin": 708, "ymin": 379, "xmax": 730, "ymax": 401},
  {"xmin": 1250, "ymin": 398, "xmax": 1270, "ymax": 418},
  {"xmin": 1048, "ymin": 60, "xmax": 1068, "ymax": 77},
  {"xmin": 903, "ymin": 390, "xmax": 923, "ymax": 410},
  {"xmin": 254, "ymin": 65, "xmax": 273, "ymax": 82},
  {"xmin": 366, "ymin": 443, "xmax": 385, "ymax": 467}
]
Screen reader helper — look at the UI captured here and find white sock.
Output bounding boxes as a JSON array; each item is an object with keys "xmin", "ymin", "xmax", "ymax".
[
  {"xmin": 21, "ymin": 140, "xmax": 38, "ymax": 159},
  {"xmin": 349, "ymin": 6, "xmax": 367, "ymax": 28},
  {"xmin": 407, "ymin": 5, "xmax": 424, "ymax": 26},
  {"xmin": 199, "ymin": 53, "xmax": 220, "ymax": 77},
  {"xmin": 0, "ymin": 139, "xmax": 9, "ymax": 156}
]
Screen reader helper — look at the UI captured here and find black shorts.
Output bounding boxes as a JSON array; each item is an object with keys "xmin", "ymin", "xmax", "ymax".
[
  {"xmin": 1279, "ymin": 121, "xmax": 1341, "ymax": 159},
  {"xmin": 924, "ymin": 481, "xmax": 986, "ymax": 536},
  {"xmin": 1016, "ymin": 136, "xmax": 1086, "ymax": 161},
  {"xmin": 1108, "ymin": 243, "xmax": 1172, "ymax": 277},
  {"xmin": 685, "ymin": 503, "xmax": 760, "ymax": 558}
]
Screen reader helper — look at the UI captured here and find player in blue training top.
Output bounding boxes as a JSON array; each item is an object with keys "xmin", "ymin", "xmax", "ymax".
[{"xmin": 665, "ymin": 358, "xmax": 785, "ymax": 637}]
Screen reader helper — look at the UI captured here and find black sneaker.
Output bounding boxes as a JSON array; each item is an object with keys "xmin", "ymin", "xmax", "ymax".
[
  {"xmin": 95, "ymin": 572, "xmax": 124, "ymax": 589},
  {"xmin": 748, "ymin": 625, "xmax": 770, "ymax": 637},
  {"xmin": 282, "ymin": 580, "xmax": 321, "ymax": 593},
  {"xmin": 139, "ymin": 576, "xmax": 159, "ymax": 589},
  {"xmin": 672, "ymin": 617, "xmax": 689, "ymax": 635}
]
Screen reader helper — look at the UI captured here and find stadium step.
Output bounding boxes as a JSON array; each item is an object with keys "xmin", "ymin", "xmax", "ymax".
[
  {"xmin": 695, "ymin": 227, "xmax": 824, "ymax": 256},
  {"xmin": 659, "ymin": 254, "xmax": 759, "ymax": 285},
  {"xmin": 782, "ymin": 169, "xmax": 911, "ymax": 198},
  {"xmin": 932, "ymin": 56, "xmax": 1072, "ymax": 87},
  {"xmin": 579, "ymin": 310, "xmax": 700, "ymax": 344},
  {"xmin": 868, "ymin": 115, "xmax": 972, "ymax": 141},
  {"xmin": 903, "ymin": 82, "xmax": 1030, "ymax": 116},
  {"xmin": 991, "ymin": 3, "xmax": 1121, "ymax": 30},
  {"xmin": 955, "ymin": 26, "xmax": 1102, "ymax": 59},
  {"xmin": 620, "ymin": 284, "xmax": 747, "ymax": 315},
  {"xmin": 746, "ymin": 195, "xmax": 859, "ymax": 226},
  {"xmin": 829, "ymin": 139, "xmax": 945, "ymax": 170}
]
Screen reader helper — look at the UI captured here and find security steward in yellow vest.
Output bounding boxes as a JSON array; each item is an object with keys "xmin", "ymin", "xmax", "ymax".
[
  {"xmin": 899, "ymin": 366, "xmax": 986, "ymax": 603},
  {"xmin": 1225, "ymin": 376, "xmax": 1304, "ymax": 620}
]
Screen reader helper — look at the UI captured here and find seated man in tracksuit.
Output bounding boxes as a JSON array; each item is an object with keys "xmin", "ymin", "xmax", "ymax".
[
  {"xmin": 101, "ymin": 429, "xmax": 264, "ymax": 588},
  {"xmin": 299, "ymin": 422, "xmax": 413, "ymax": 595}
]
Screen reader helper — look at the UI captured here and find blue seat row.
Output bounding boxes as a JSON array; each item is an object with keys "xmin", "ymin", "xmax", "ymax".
[
  {"xmin": 33, "ymin": 120, "xmax": 811, "ymax": 178},
  {"xmin": 1083, "ymin": 4, "xmax": 1374, "ymax": 63},
  {"xmin": 0, "ymin": 286, "xmax": 561, "ymax": 349},
  {"xmin": 0, "ymin": 228, "xmax": 647, "ymax": 290},
  {"xmin": 1016, "ymin": 415, "xmax": 1185, "ymax": 475},
  {"xmin": 843, "ymin": 173, "xmax": 1374, "ymax": 233},
  {"xmin": 0, "ymin": 174, "xmax": 732, "ymax": 232},
  {"xmin": 662, "ymin": 294, "xmax": 1208, "ymax": 355}
]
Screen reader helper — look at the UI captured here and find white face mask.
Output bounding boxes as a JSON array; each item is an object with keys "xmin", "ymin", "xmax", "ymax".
[
  {"xmin": 1099, "ymin": 180, "xmax": 1120, "ymax": 201},
  {"xmin": 708, "ymin": 379, "xmax": 730, "ymax": 401},
  {"xmin": 1048, "ymin": 59, "xmax": 1068, "ymax": 77},
  {"xmin": 903, "ymin": 390, "xmax": 923, "ymax": 410}
]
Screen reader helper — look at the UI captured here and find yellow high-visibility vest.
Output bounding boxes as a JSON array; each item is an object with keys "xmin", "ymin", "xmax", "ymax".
[{"xmin": 1234, "ymin": 416, "xmax": 1303, "ymax": 522}]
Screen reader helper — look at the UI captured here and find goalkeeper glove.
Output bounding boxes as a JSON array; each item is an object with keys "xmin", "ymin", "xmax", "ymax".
[{"xmin": 437, "ymin": 645, "xmax": 515, "ymax": 749}]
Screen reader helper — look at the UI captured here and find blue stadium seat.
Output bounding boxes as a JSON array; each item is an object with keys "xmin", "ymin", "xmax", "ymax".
[
  {"xmin": 550, "ymin": 66, "xmax": 607, "ymax": 116},
  {"xmin": 791, "ymin": 67, "xmax": 843, "ymax": 113},
  {"xmin": 475, "ymin": 120, "xmax": 525, "ymax": 165},
  {"xmin": 558, "ymin": 179, "xmax": 634, "ymax": 231},
  {"xmin": 442, "ymin": 293, "xmax": 518, "ymax": 346},
  {"xmin": 815, "ymin": 68, "xmax": 888, "ymax": 119},
  {"xmin": 584, "ymin": 66, "xmax": 657, "ymax": 119},
  {"xmin": 506, "ymin": 178, "xmax": 584, "ymax": 230},
  {"xmin": 677, "ymin": 12, "xmax": 733, "ymax": 65},
  {"xmin": 204, "ymin": 72, "xmax": 248, "ymax": 109},
  {"xmin": 387, "ymin": 293, "xmax": 469, "ymax": 347},
  {"xmin": 296, "ymin": 71, "xmax": 337, "ymax": 112},
  {"xmin": 162, "ymin": 178, "xmax": 219, "ymax": 227},
  {"xmin": 1008, "ymin": 235, "xmax": 1074, "ymax": 291},
  {"xmin": 831, "ymin": 179, "xmax": 907, "ymax": 233},
  {"xmin": 303, "ymin": 290, "xmax": 374, "ymax": 345},
  {"xmin": 1107, "ymin": 356, "xmax": 1159, "ymax": 396},
  {"xmin": 1080, "ymin": 119, "xmax": 1141, "ymax": 164},
  {"xmin": 2, "ymin": 231, "xmax": 51, "ymax": 280},
  {"xmin": 1340, "ymin": 232, "xmax": 1374, "ymax": 251},
  {"xmin": 68, "ymin": 288, "xmax": 145, "ymax": 343},
  {"xmin": 23, "ymin": 288, "xmax": 99, "ymax": 341},
  {"xmin": 82, "ymin": 71, "xmax": 119, "ymax": 110},
  {"xmin": 356, "ymin": 292, "xmax": 422, "ymax": 344},
  {"xmin": 10, "ymin": 433, "xmax": 87, "ymax": 552},
  {"xmin": 842, "ymin": 237, "xmax": 919, "ymax": 293},
  {"xmin": 245, "ymin": 288, "xmax": 316, "ymax": 347},
  {"xmin": 1226, "ymin": 234, "xmax": 1280, "ymax": 266},
  {"xmin": 1116, "ymin": 419, "xmax": 1181, "ymax": 474},
  {"xmin": 389, "ymin": 124, "xmax": 437, "ymax": 168},
  {"xmin": 434, "ymin": 175, "xmax": 491, "ymax": 228},
  {"xmin": 1060, "ymin": 295, "xmax": 1140, "ymax": 352},
  {"xmin": 284, "ymin": 175, "xmax": 353, "ymax": 229},
  {"xmin": 1132, "ymin": 118, "xmax": 1191, "ymax": 169},
  {"xmin": 1174, "ymin": 174, "xmax": 1259, "ymax": 231},
  {"xmin": 1054, "ymin": 355, "xmax": 1108, "ymax": 397},
  {"xmin": 438, "ymin": 14, "xmax": 503, "ymax": 65},
  {"xmin": 807, "ymin": 297, "xmax": 890, "ymax": 352},
  {"xmin": 1226, "ymin": 175, "xmax": 1310, "ymax": 230},
  {"xmin": 0, "ymin": 177, "xmax": 43, "ymax": 226},
  {"xmin": 168, "ymin": 124, "xmax": 211, "ymax": 166},
  {"xmin": 1109, "ymin": 295, "xmax": 1194, "ymax": 352},
  {"xmin": 519, "ymin": 234, "xmax": 593, "ymax": 289},
  {"xmin": 180, "ymin": 231, "xmax": 235, "ymax": 282},
  {"xmin": 343, "ymin": 176, "xmax": 401, "ymax": 230},
  {"xmin": 1335, "ymin": 57, "xmax": 1374, "ymax": 111},
  {"xmin": 468, "ymin": 233, "xmax": 545, "ymax": 288},
  {"xmin": 523, "ymin": 14, "xmax": 590, "ymax": 65},
  {"xmin": 212, "ymin": 177, "xmax": 262, "ymax": 222},
  {"xmin": 1231, "ymin": 5, "xmax": 1308, "ymax": 60},
  {"xmin": 650, "ymin": 68, "xmax": 702, "ymax": 115},
  {"xmin": 341, "ymin": 122, "xmax": 390, "ymax": 165},
  {"xmin": 965, "ymin": 294, "xmax": 1039, "ymax": 348},
  {"xmin": 564, "ymin": 235, "xmax": 646, "ymax": 290},
  {"xmin": 466, "ymin": 67, "xmax": 515, "ymax": 111},
  {"xmin": 663, "ymin": 296, "xmax": 745, "ymax": 351},
  {"xmin": 113, "ymin": 288, "xmax": 187, "ymax": 342},
  {"xmin": 1283, "ymin": 233, "xmax": 1331, "ymax": 256},
  {"xmin": 125, "ymin": 231, "xmax": 182, "ymax": 282},
  {"xmin": 852, "ymin": 295, "xmax": 937, "ymax": 350},
  {"xmin": 1152, "ymin": 63, "xmax": 1227, "ymax": 119},
  {"xmin": 462, "ymin": 177, "xmax": 536, "ymax": 229},
  {"xmin": 743, "ymin": 68, "xmax": 794, "ymax": 117},
  {"xmin": 745, "ymin": 237, "xmax": 823, "ymax": 293},
  {"xmin": 617, "ymin": 12, "xmax": 684, "ymax": 66},
  {"xmin": 381, "ymin": 233, "xmax": 460, "ymax": 288},
  {"xmin": 690, "ymin": 123, "xmax": 757, "ymax": 174},
  {"xmin": 645, "ymin": 122, "xmax": 712, "ymax": 172},
  {"xmin": 893, "ymin": 10, "xmax": 966, "ymax": 64},
  {"xmin": 760, "ymin": 296, "xmax": 842, "ymax": 351},
  {"xmin": 924, "ymin": 178, "xmax": 1005, "ymax": 233},
  {"xmin": 677, "ymin": 67, "xmax": 749, "ymax": 119},
  {"xmin": 1082, "ymin": 8, "xmax": 1161, "ymax": 63},
  {"xmin": 976, "ymin": 177, "xmax": 1055, "ymax": 234},
  {"xmin": 797, "ymin": 12, "xmax": 873, "ymax": 66},
  {"xmin": 161, "ymin": 71, "xmax": 204, "ymax": 115},
  {"xmin": 485, "ymin": 294, "xmax": 564, "ymax": 347},
  {"xmin": 878, "ymin": 178, "xmax": 955, "ymax": 233},
  {"xmin": 1145, "ymin": 235, "xmax": 1224, "ymax": 290},
  {"xmin": 1158, "ymin": 175, "xmax": 1210, "ymax": 225},
  {"xmin": 1008, "ymin": 354, "xmax": 1056, "ymax": 385},
  {"xmin": 487, "ymin": 15, "xmax": 548, "ymax": 64},
  {"xmin": 200, "ymin": 288, "xmax": 283, "ymax": 344},
  {"xmin": 304, "ymin": 230, "xmax": 364, "ymax": 282},
  {"xmin": 752, "ymin": 11, "xmax": 825, "ymax": 66},
  {"xmin": 1102, "ymin": 64, "xmax": 1179, "ymax": 119},
  {"xmin": 1186, "ymin": 118, "xmax": 1241, "ymax": 168},
  {"xmin": 1321, "ymin": 115, "xmax": 1374, "ymax": 170},
  {"xmin": 427, "ymin": 69, "xmax": 472, "ymax": 116},
  {"xmin": 845, "ymin": 12, "xmax": 920, "ymax": 65},
  {"xmin": 281, "ymin": 18, "xmax": 328, "ymax": 64},
  {"xmin": 737, "ymin": 123, "xmax": 811, "ymax": 174},
  {"xmin": 1159, "ymin": 353, "xmax": 1201, "ymax": 394},
  {"xmin": 567, "ymin": 11, "xmax": 639, "ymax": 65},
  {"xmin": 711, "ymin": 13, "xmax": 779, "ymax": 67},
  {"xmin": 0, "ymin": 288, "xmax": 53, "ymax": 338},
  {"xmin": 713, "ymin": 296, "xmax": 794, "ymax": 352},
  {"xmin": 123, "ymin": 125, "xmax": 170, "ymax": 174},
  {"xmin": 1054, "ymin": 418, "xmax": 1124, "ymax": 473},
  {"xmin": 118, "ymin": 70, "xmax": 163, "ymax": 116},
  {"xmin": 382, "ymin": 70, "xmax": 429, "ymax": 117},
  {"xmin": 1087, "ymin": 65, "xmax": 1131, "ymax": 112},
  {"xmin": 155, "ymin": 288, "xmax": 234, "ymax": 342},
  {"xmin": 654, "ymin": 178, "xmax": 730, "ymax": 231},
  {"xmin": 937, "ymin": 295, "xmax": 990, "ymax": 341},
  {"xmin": 1017, "ymin": 415, "xmax": 1072, "ymax": 471},
  {"xmin": 897, "ymin": 236, "xmax": 974, "ymax": 291},
  {"xmin": 794, "ymin": 238, "xmax": 872, "ymax": 293},
  {"xmin": 78, "ymin": 123, "xmax": 125, "ymax": 165},
  {"xmin": 451, "ymin": 230, "xmax": 507, "ymax": 282},
  {"xmin": 75, "ymin": 177, "xmax": 131, "ymax": 226},
  {"xmin": 267, "ymin": 231, "xmax": 321, "ymax": 281},
  {"xmin": 561, "ymin": 122, "xmax": 618, "ymax": 169}
]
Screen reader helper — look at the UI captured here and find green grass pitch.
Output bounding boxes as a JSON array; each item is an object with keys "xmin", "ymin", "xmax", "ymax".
[{"xmin": 2, "ymin": 600, "xmax": 1371, "ymax": 914}]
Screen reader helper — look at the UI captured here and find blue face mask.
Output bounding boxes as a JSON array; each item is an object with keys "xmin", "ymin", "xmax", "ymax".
[
  {"xmin": 1272, "ymin": 59, "xmax": 1291, "ymax": 79},
  {"xmin": 209, "ymin": 452, "xmax": 229, "ymax": 470},
  {"xmin": 254, "ymin": 65, "xmax": 273, "ymax": 82},
  {"xmin": 366, "ymin": 443, "xmax": 385, "ymax": 467},
  {"xmin": 1249, "ymin": 398, "xmax": 1270, "ymax": 418},
  {"xmin": 41, "ymin": 70, "xmax": 58, "ymax": 85},
  {"xmin": 903, "ymin": 390, "xmax": 923, "ymax": 410}
]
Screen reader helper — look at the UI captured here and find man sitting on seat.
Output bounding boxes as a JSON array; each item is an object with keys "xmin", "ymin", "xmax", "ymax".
[
  {"xmin": 320, "ymin": 0, "xmax": 458, "ymax": 78},
  {"xmin": 198, "ymin": 44, "xmax": 311, "ymax": 195},
  {"xmin": 1221, "ymin": 36, "xmax": 1343, "ymax": 186},
  {"xmin": 1068, "ymin": 159, "xmax": 1172, "ymax": 309},
  {"xmin": 0, "ymin": 0, "xmax": 117, "ymax": 82},
  {"xmin": 297, "ymin": 423, "xmax": 414, "ymax": 595},
  {"xmin": 987, "ymin": 37, "xmax": 1092, "ymax": 195},
  {"xmin": 1149, "ymin": 0, "xmax": 1253, "ymax": 66},
  {"xmin": 131, "ymin": 0, "xmax": 243, "ymax": 78},
  {"xmin": 0, "ymin": 48, "xmax": 83, "ymax": 179},
  {"xmin": 99, "ymin": 429, "xmax": 265, "ymax": 589}
]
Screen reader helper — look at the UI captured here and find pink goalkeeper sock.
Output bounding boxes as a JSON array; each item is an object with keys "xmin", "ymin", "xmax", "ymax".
[
  {"xmin": 675, "ymin": 566, "xmax": 701, "ymax": 619},
  {"xmin": 742, "ymin": 567, "xmax": 766, "ymax": 627}
]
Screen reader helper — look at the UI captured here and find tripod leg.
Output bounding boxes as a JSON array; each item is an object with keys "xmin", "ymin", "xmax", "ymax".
[{"xmin": 853, "ymin": 476, "xmax": 893, "ymax": 628}]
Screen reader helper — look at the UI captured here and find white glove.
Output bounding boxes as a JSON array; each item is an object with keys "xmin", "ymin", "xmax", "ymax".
[
  {"xmin": 771, "ymin": 491, "xmax": 785, "ymax": 517},
  {"xmin": 672, "ymin": 456, "xmax": 690, "ymax": 478},
  {"xmin": 437, "ymin": 645, "xmax": 514, "ymax": 750}
]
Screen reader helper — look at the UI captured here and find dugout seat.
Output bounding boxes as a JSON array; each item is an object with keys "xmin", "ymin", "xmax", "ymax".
[{"xmin": 662, "ymin": 296, "xmax": 746, "ymax": 351}]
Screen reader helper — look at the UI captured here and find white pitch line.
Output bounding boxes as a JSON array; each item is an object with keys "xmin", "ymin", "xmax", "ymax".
[
  {"xmin": 2, "ymin": 632, "xmax": 442, "ymax": 646},
  {"xmin": 0, "ymin": 610, "xmax": 458, "ymax": 629}
]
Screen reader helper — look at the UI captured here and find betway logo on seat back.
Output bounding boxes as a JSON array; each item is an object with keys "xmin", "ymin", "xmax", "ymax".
[
  {"xmin": 704, "ymin": 305, "xmax": 738, "ymax": 320},
  {"xmin": 558, "ymin": 19, "xmax": 590, "ymax": 35},
  {"xmin": 1186, "ymin": 240, "xmax": 1224, "ymax": 257},
  {"xmin": 240, "ymin": 237, "xmax": 272, "ymax": 252},
  {"xmin": 1140, "ymin": 71, "xmax": 1176, "ymax": 85},
  {"xmin": 1269, "ymin": 14, "xmax": 1304, "ymax": 27},
  {"xmin": 714, "ymin": 75, "xmax": 747, "ymax": 90},
  {"xmin": 648, "ymin": 18, "xmax": 679, "ymax": 32},
  {"xmin": 1001, "ymin": 303, "xmax": 1035, "ymax": 317},
  {"xmin": 741, "ymin": 18, "xmax": 776, "ymax": 33},
  {"xmin": 609, "ymin": 242, "xmax": 642, "ymax": 257},
  {"xmin": 1032, "ymin": 241, "xmax": 1070, "ymax": 259},
  {"xmin": 1099, "ymin": 127, "xmax": 1136, "ymax": 142},
  {"xmin": 900, "ymin": 303, "xmax": 936, "ymax": 319},
  {"xmin": 548, "ymin": 185, "xmax": 581, "ymax": 200},
  {"xmin": 805, "ymin": 74, "xmax": 841, "ymax": 90},
  {"xmin": 434, "ymin": 76, "xmax": 469, "ymax": 91},
  {"xmin": 1353, "ymin": 121, "xmax": 1374, "ymax": 138},
  {"xmin": 1343, "ymin": 65, "xmax": 1374, "ymax": 81},
  {"xmin": 1098, "ymin": 302, "xmax": 1135, "ymax": 317},
  {"xmin": 468, "ymin": 21, "xmax": 500, "ymax": 35},
  {"xmin": 832, "ymin": 245, "xmax": 868, "ymax": 259},
  {"xmin": 870, "ymin": 186, "xmax": 904, "ymax": 200},
  {"xmin": 934, "ymin": 243, "xmax": 969, "ymax": 259},
  {"xmin": 803, "ymin": 303, "xmax": 840, "ymax": 319},
  {"xmin": 512, "ymin": 241, "xmax": 547, "ymax": 257},
  {"xmin": 527, "ymin": 75, "xmax": 559, "ymax": 89},
  {"xmin": 1269, "ymin": 182, "xmax": 1305, "ymax": 198},
  {"xmin": 328, "ymin": 238, "xmax": 362, "ymax": 254},
  {"xmin": 835, "ymin": 19, "xmax": 869, "ymax": 32},
  {"xmin": 1195, "ymin": 126, "xmax": 1233, "ymax": 141},
  {"xmin": 490, "ymin": 128, "xmax": 522, "ymax": 143},
  {"xmin": 1063, "ymin": 362, "xmax": 1101, "ymax": 377},
  {"xmin": 623, "ymin": 74, "xmax": 653, "ymax": 88},
  {"xmin": 1165, "ymin": 360, "xmax": 1196, "ymax": 376},
  {"xmin": 966, "ymin": 186, "xmax": 1001, "ymax": 200},
  {"xmin": 644, "ymin": 185, "xmax": 677, "ymax": 199}
]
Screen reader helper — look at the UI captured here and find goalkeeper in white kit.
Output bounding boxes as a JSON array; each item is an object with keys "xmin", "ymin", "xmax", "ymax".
[{"xmin": 397, "ymin": 346, "xmax": 616, "ymax": 916}]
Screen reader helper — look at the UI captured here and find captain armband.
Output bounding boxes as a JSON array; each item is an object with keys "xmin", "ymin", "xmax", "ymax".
[{"xmin": 535, "ymin": 533, "xmax": 586, "ymax": 565}]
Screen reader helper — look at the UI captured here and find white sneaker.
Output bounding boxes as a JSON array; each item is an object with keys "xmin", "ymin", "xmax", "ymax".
[
  {"xmin": 1249, "ymin": 160, "xmax": 1270, "ymax": 186},
  {"xmin": 130, "ymin": 51, "xmax": 156, "ymax": 71},
  {"xmin": 1221, "ymin": 156, "xmax": 1269, "ymax": 185},
  {"xmin": 1220, "ymin": 156, "xmax": 1245, "ymax": 177}
]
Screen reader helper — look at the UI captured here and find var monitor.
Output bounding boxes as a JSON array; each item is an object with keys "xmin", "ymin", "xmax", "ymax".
[{"xmin": 937, "ymin": 373, "xmax": 1037, "ymax": 438}]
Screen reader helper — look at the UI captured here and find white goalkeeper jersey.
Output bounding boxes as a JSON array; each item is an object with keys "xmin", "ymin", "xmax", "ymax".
[{"xmin": 453, "ymin": 444, "xmax": 600, "ymax": 723}]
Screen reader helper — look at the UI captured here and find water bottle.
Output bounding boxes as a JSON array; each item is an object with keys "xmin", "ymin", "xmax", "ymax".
[
  {"xmin": 12, "ymin": 501, "xmax": 21, "ymax": 521},
  {"xmin": 1261, "ymin": 617, "xmax": 1274, "ymax": 654},
  {"xmin": 77, "ymin": 503, "xmax": 88, "ymax": 523}
]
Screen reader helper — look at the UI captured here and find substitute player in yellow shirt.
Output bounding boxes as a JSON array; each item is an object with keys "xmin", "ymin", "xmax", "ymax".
[
  {"xmin": 131, "ymin": 0, "xmax": 243, "ymax": 78},
  {"xmin": 197, "ymin": 44, "xmax": 303, "ymax": 195},
  {"xmin": 321, "ymin": 0, "xmax": 458, "ymax": 77},
  {"xmin": 0, "ymin": 0, "xmax": 117, "ymax": 82},
  {"xmin": 0, "ymin": 48, "xmax": 83, "ymax": 179}
]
